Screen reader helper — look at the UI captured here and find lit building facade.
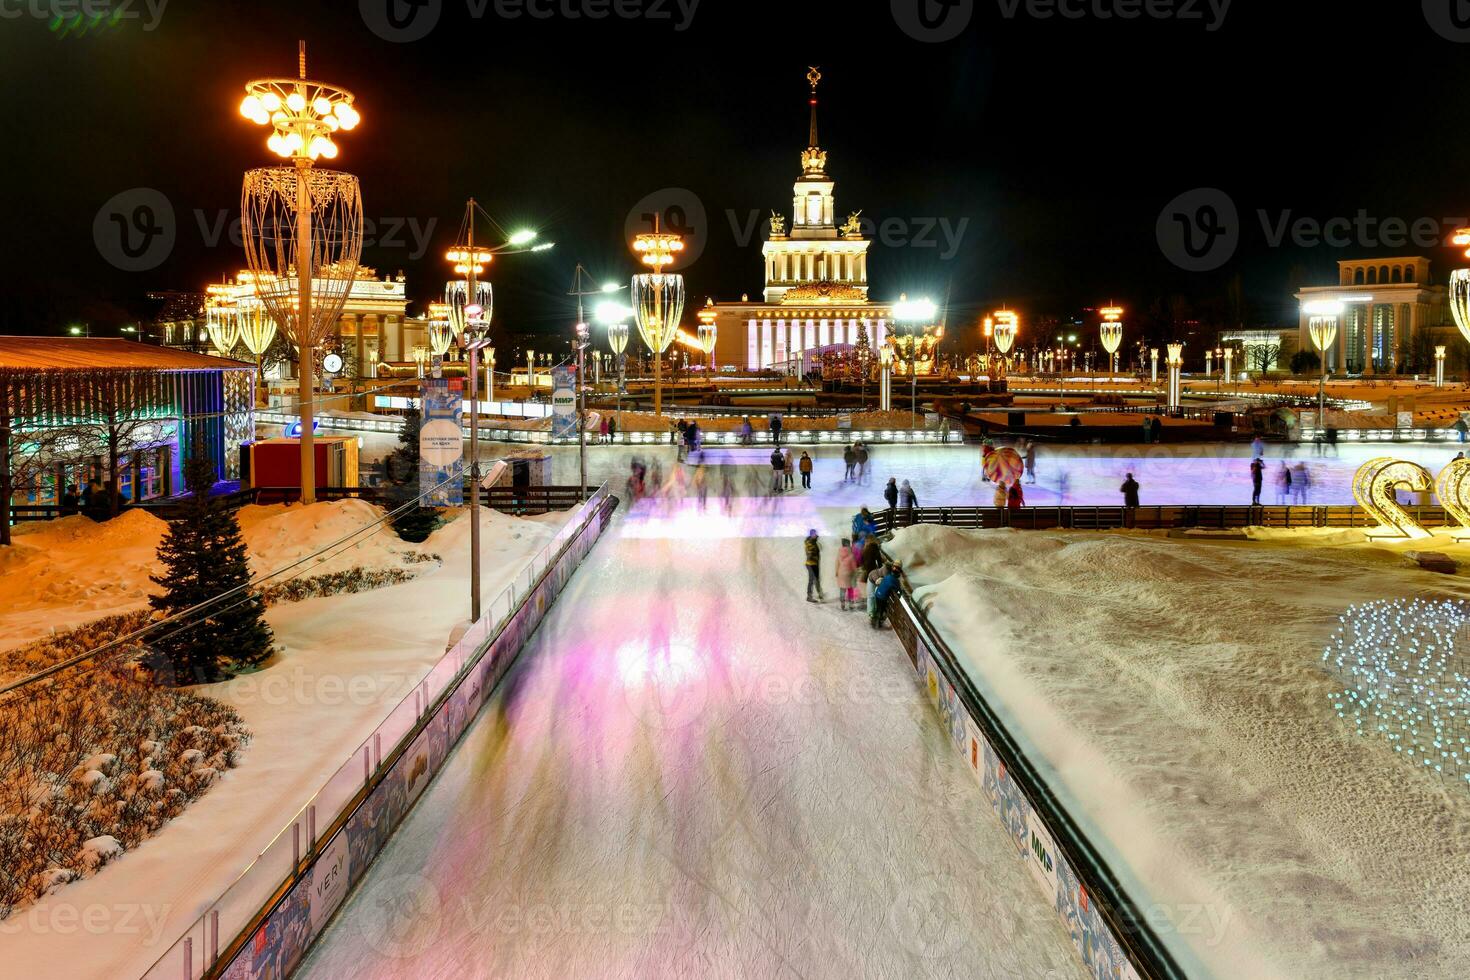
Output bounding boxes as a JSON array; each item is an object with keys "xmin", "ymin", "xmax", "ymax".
[
  {"xmin": 1294, "ymin": 257, "xmax": 1453, "ymax": 374},
  {"xmin": 707, "ymin": 70, "xmax": 896, "ymax": 371},
  {"xmin": 205, "ymin": 267, "xmax": 429, "ymax": 380}
]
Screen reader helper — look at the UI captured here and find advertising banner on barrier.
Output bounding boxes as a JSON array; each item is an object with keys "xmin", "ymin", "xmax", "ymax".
[
  {"xmin": 420, "ymin": 377, "xmax": 464, "ymax": 506},
  {"xmin": 551, "ymin": 365, "xmax": 577, "ymax": 440}
]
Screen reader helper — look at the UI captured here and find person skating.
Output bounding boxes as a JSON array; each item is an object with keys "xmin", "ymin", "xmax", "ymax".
[
  {"xmin": 770, "ymin": 413, "xmax": 783, "ymax": 446},
  {"xmin": 1250, "ymin": 457, "xmax": 1264, "ymax": 505},
  {"xmin": 899, "ymin": 479, "xmax": 918, "ymax": 512},
  {"xmin": 872, "ymin": 563, "xmax": 902, "ymax": 629},
  {"xmin": 883, "ymin": 477, "xmax": 898, "ymax": 511},
  {"xmin": 1275, "ymin": 462, "xmax": 1292, "ymax": 505},
  {"xmin": 852, "ymin": 506, "xmax": 879, "ymax": 544},
  {"xmin": 1150, "ymin": 415, "xmax": 1163, "ymax": 444},
  {"xmin": 1292, "ymin": 461, "xmax": 1311, "ymax": 504},
  {"xmin": 993, "ymin": 481, "xmax": 1008, "ymax": 508},
  {"xmin": 1121, "ymin": 472, "xmax": 1141, "ymax": 508},
  {"xmin": 804, "ymin": 529, "xmax": 825, "ymax": 603},
  {"xmin": 1023, "ymin": 440, "xmax": 1037, "ymax": 484},
  {"xmin": 855, "ymin": 443, "xmax": 870, "ymax": 484},
  {"xmin": 843, "ymin": 444, "xmax": 857, "ymax": 482},
  {"xmin": 1251, "ymin": 435, "xmax": 1266, "ymax": 459},
  {"xmin": 1007, "ymin": 480, "xmax": 1025, "ymax": 509},
  {"xmin": 770, "ymin": 447, "xmax": 786, "ymax": 494},
  {"xmin": 835, "ymin": 537, "xmax": 858, "ymax": 610},
  {"xmin": 783, "ymin": 447, "xmax": 796, "ymax": 490},
  {"xmin": 799, "ymin": 451, "xmax": 813, "ymax": 489}
]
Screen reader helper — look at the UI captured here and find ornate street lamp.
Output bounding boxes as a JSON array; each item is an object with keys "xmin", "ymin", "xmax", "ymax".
[
  {"xmin": 1099, "ymin": 304, "xmax": 1124, "ymax": 379},
  {"xmin": 237, "ymin": 302, "xmax": 279, "ymax": 405},
  {"xmin": 598, "ymin": 300, "xmax": 632, "ymax": 424},
  {"xmin": 1166, "ymin": 342, "xmax": 1185, "ymax": 410},
  {"xmin": 894, "ymin": 296, "xmax": 938, "ymax": 428},
  {"xmin": 1436, "ymin": 345, "xmax": 1447, "ymax": 388},
  {"xmin": 697, "ymin": 298, "xmax": 719, "ymax": 372},
  {"xmin": 240, "ymin": 42, "xmax": 363, "ymax": 504},
  {"xmin": 630, "ymin": 220, "xmax": 686, "ymax": 417},
  {"xmin": 426, "ymin": 301, "xmax": 457, "ymax": 358},
  {"xmin": 878, "ymin": 343, "xmax": 894, "ymax": 412},
  {"xmin": 205, "ymin": 282, "xmax": 240, "ymax": 356},
  {"xmin": 1150, "ymin": 347, "xmax": 1160, "ymax": 385},
  {"xmin": 1303, "ymin": 299, "xmax": 1343, "ymax": 436}
]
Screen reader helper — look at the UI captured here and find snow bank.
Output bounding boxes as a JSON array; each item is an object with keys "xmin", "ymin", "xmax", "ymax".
[
  {"xmin": 237, "ymin": 498, "xmax": 427, "ymax": 577},
  {"xmin": 889, "ymin": 524, "xmax": 1470, "ymax": 979},
  {"xmin": 0, "ymin": 511, "xmax": 168, "ymax": 652}
]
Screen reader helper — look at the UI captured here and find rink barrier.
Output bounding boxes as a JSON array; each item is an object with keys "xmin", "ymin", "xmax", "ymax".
[
  {"xmin": 873, "ymin": 503, "xmax": 1450, "ymax": 533},
  {"xmin": 885, "ymin": 586, "xmax": 1185, "ymax": 980},
  {"xmin": 139, "ymin": 485, "xmax": 619, "ymax": 980}
]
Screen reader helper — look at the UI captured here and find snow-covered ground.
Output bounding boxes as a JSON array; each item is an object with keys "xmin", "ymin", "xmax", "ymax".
[
  {"xmin": 0, "ymin": 501, "xmax": 565, "ymax": 980},
  {"xmin": 888, "ymin": 524, "xmax": 1470, "ymax": 979},
  {"xmin": 296, "ymin": 498, "xmax": 1083, "ymax": 979}
]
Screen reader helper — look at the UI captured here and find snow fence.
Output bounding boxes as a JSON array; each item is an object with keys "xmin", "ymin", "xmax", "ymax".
[
  {"xmin": 138, "ymin": 485, "xmax": 620, "ymax": 980},
  {"xmin": 887, "ymin": 587, "xmax": 1184, "ymax": 980}
]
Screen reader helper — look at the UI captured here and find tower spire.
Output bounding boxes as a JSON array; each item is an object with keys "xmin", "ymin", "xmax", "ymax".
[{"xmin": 806, "ymin": 66, "xmax": 821, "ymax": 148}]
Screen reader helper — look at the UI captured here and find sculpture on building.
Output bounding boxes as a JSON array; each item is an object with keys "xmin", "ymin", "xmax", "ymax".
[
  {"xmin": 840, "ymin": 211, "xmax": 863, "ymax": 238},
  {"xmin": 770, "ymin": 211, "xmax": 787, "ymax": 237}
]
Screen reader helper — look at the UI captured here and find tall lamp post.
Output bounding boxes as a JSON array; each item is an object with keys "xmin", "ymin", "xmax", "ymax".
[
  {"xmin": 1304, "ymin": 299, "xmax": 1343, "ymax": 437},
  {"xmin": 1166, "ymin": 343, "xmax": 1185, "ymax": 411},
  {"xmin": 630, "ymin": 220, "xmax": 685, "ymax": 417},
  {"xmin": 697, "ymin": 298, "xmax": 719, "ymax": 372},
  {"xmin": 893, "ymin": 296, "xmax": 937, "ymax": 429},
  {"xmin": 878, "ymin": 344, "xmax": 893, "ymax": 412},
  {"xmin": 1099, "ymin": 305, "xmax": 1124, "ymax": 381},
  {"xmin": 992, "ymin": 310, "xmax": 1018, "ymax": 376},
  {"xmin": 240, "ymin": 42, "xmax": 363, "ymax": 505},
  {"xmin": 1150, "ymin": 348, "xmax": 1160, "ymax": 385},
  {"xmin": 597, "ymin": 301, "xmax": 632, "ymax": 425},
  {"xmin": 1436, "ymin": 345, "xmax": 1447, "ymax": 388},
  {"xmin": 237, "ymin": 302, "xmax": 279, "ymax": 406}
]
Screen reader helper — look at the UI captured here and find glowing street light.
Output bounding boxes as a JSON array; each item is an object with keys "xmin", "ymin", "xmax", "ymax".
[
  {"xmin": 630, "ymin": 219, "xmax": 686, "ymax": 416},
  {"xmin": 240, "ymin": 41, "xmax": 364, "ymax": 505},
  {"xmin": 1099, "ymin": 305, "xmax": 1124, "ymax": 379},
  {"xmin": 1304, "ymin": 298, "xmax": 1346, "ymax": 439},
  {"xmin": 1165, "ymin": 342, "xmax": 1185, "ymax": 410},
  {"xmin": 697, "ymin": 298, "xmax": 718, "ymax": 371}
]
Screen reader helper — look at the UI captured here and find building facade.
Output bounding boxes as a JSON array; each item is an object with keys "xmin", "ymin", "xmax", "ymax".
[
  {"xmin": 1, "ymin": 337, "xmax": 256, "ymax": 505},
  {"xmin": 1294, "ymin": 257, "xmax": 1453, "ymax": 374},
  {"xmin": 708, "ymin": 70, "xmax": 896, "ymax": 371}
]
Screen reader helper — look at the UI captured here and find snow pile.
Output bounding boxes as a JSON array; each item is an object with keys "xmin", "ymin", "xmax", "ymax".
[
  {"xmin": 237, "ymin": 498, "xmax": 425, "ymax": 578},
  {"xmin": 0, "ymin": 613, "xmax": 248, "ymax": 919},
  {"xmin": 0, "ymin": 511, "xmax": 168, "ymax": 651},
  {"xmin": 889, "ymin": 524, "xmax": 1470, "ymax": 979}
]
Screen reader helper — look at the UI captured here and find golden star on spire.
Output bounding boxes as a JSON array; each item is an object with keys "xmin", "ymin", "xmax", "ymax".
[{"xmin": 807, "ymin": 66, "xmax": 821, "ymax": 92}]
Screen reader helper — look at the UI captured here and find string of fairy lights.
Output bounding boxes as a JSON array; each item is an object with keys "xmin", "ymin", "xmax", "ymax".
[{"xmin": 1323, "ymin": 598, "xmax": 1469, "ymax": 792}]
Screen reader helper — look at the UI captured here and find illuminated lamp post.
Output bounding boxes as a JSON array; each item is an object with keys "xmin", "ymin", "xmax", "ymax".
[
  {"xmin": 1166, "ymin": 342, "xmax": 1185, "ymax": 411},
  {"xmin": 597, "ymin": 300, "xmax": 632, "ymax": 425},
  {"xmin": 894, "ymin": 296, "xmax": 937, "ymax": 429},
  {"xmin": 236, "ymin": 302, "xmax": 278, "ymax": 406},
  {"xmin": 630, "ymin": 220, "xmax": 685, "ymax": 417},
  {"xmin": 240, "ymin": 42, "xmax": 363, "ymax": 506},
  {"xmin": 878, "ymin": 343, "xmax": 893, "ymax": 412},
  {"xmin": 993, "ymin": 309, "xmax": 1018, "ymax": 374},
  {"xmin": 1449, "ymin": 230, "xmax": 1470, "ymax": 385},
  {"xmin": 1303, "ymin": 299, "xmax": 1343, "ymax": 439},
  {"xmin": 1205, "ymin": 349, "xmax": 1214, "ymax": 378},
  {"xmin": 411, "ymin": 344, "xmax": 430, "ymax": 379},
  {"xmin": 697, "ymin": 298, "xmax": 719, "ymax": 372},
  {"xmin": 1436, "ymin": 345, "xmax": 1447, "ymax": 388},
  {"xmin": 426, "ymin": 302, "xmax": 456, "ymax": 359},
  {"xmin": 485, "ymin": 348, "xmax": 496, "ymax": 403},
  {"xmin": 1150, "ymin": 347, "xmax": 1160, "ymax": 385},
  {"xmin": 574, "ymin": 321, "xmax": 591, "ymax": 498},
  {"xmin": 1223, "ymin": 346, "xmax": 1235, "ymax": 392},
  {"xmin": 1099, "ymin": 304, "xmax": 1124, "ymax": 380},
  {"xmin": 526, "ymin": 349, "xmax": 536, "ymax": 393},
  {"xmin": 205, "ymin": 283, "xmax": 240, "ymax": 357}
]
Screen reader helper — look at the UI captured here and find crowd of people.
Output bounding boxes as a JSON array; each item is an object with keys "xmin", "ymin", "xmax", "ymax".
[{"xmin": 802, "ymin": 510, "xmax": 903, "ymax": 630}]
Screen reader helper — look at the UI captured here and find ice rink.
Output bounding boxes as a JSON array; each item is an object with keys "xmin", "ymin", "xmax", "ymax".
[{"xmin": 296, "ymin": 495, "xmax": 1083, "ymax": 979}]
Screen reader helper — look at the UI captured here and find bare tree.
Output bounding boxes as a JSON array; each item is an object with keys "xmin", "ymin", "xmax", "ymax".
[{"xmin": 1246, "ymin": 343, "xmax": 1283, "ymax": 374}]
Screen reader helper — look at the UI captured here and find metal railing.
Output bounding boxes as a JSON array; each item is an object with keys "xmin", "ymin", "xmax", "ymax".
[
  {"xmin": 872, "ymin": 503, "xmax": 1447, "ymax": 533},
  {"xmin": 140, "ymin": 484, "xmax": 618, "ymax": 980},
  {"xmin": 884, "ymin": 577, "xmax": 1185, "ymax": 980}
]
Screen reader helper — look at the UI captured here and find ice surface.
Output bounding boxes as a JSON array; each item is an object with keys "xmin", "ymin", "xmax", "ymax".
[
  {"xmin": 889, "ymin": 524, "xmax": 1470, "ymax": 979},
  {"xmin": 297, "ymin": 500, "xmax": 1083, "ymax": 980}
]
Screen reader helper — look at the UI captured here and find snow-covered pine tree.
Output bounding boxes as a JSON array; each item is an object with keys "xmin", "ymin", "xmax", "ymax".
[
  {"xmin": 386, "ymin": 403, "xmax": 439, "ymax": 543},
  {"xmin": 149, "ymin": 454, "xmax": 272, "ymax": 683}
]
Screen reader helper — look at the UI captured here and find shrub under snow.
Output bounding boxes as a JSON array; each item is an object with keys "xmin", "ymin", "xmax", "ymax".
[{"xmin": 0, "ymin": 612, "xmax": 249, "ymax": 919}]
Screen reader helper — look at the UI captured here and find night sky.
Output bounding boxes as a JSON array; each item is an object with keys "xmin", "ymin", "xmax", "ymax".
[{"xmin": 4, "ymin": 0, "xmax": 1469, "ymax": 346}]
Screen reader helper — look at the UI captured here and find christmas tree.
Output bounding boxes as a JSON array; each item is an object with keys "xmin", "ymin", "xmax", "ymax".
[
  {"xmin": 854, "ymin": 324, "xmax": 875, "ymax": 380},
  {"xmin": 386, "ymin": 403, "xmax": 439, "ymax": 543},
  {"xmin": 149, "ymin": 454, "xmax": 273, "ymax": 683}
]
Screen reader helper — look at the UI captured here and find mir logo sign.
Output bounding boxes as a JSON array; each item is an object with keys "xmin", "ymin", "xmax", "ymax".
[{"xmin": 1030, "ymin": 831, "xmax": 1054, "ymax": 874}]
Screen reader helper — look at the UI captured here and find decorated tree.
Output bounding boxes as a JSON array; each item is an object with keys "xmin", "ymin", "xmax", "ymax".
[
  {"xmin": 385, "ymin": 403, "xmax": 438, "ymax": 543},
  {"xmin": 149, "ymin": 454, "xmax": 272, "ymax": 683}
]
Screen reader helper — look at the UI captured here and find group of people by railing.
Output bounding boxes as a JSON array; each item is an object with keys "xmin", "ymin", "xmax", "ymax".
[{"xmin": 804, "ymin": 508, "xmax": 903, "ymax": 630}]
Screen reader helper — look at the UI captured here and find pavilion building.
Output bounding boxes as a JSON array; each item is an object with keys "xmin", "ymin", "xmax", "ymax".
[
  {"xmin": 1294, "ymin": 257, "xmax": 1454, "ymax": 374},
  {"xmin": 706, "ymin": 69, "xmax": 897, "ymax": 372}
]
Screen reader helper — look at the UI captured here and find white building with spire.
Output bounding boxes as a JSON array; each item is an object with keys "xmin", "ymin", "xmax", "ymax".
[{"xmin": 707, "ymin": 68, "xmax": 893, "ymax": 371}]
